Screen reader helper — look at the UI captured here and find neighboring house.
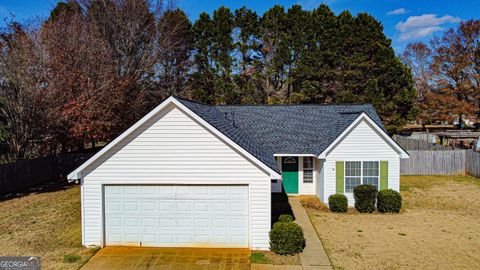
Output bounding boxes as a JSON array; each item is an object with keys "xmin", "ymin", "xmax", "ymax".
[{"xmin": 68, "ymin": 96, "xmax": 408, "ymax": 250}]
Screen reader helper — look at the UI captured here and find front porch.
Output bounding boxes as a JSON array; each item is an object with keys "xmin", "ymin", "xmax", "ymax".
[{"xmin": 273, "ymin": 155, "xmax": 322, "ymax": 196}]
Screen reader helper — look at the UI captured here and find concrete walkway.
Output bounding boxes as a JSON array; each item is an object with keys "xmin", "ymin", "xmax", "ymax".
[{"xmin": 289, "ymin": 197, "xmax": 333, "ymax": 270}]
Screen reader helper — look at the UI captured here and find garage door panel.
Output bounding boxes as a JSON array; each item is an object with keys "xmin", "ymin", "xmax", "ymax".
[{"xmin": 105, "ymin": 185, "xmax": 248, "ymax": 247}]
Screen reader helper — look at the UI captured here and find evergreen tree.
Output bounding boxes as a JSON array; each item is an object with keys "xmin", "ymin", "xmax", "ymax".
[
  {"xmin": 233, "ymin": 7, "xmax": 262, "ymax": 103},
  {"xmin": 211, "ymin": 7, "xmax": 235, "ymax": 104},
  {"xmin": 296, "ymin": 4, "xmax": 338, "ymax": 103},
  {"xmin": 352, "ymin": 13, "xmax": 417, "ymax": 132},
  {"xmin": 259, "ymin": 5, "xmax": 289, "ymax": 102},
  {"xmin": 284, "ymin": 5, "xmax": 309, "ymax": 101},
  {"xmin": 192, "ymin": 12, "xmax": 215, "ymax": 104}
]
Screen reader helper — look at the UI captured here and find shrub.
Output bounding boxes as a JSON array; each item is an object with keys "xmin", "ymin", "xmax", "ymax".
[
  {"xmin": 328, "ymin": 194, "xmax": 348, "ymax": 213},
  {"xmin": 377, "ymin": 189, "xmax": 402, "ymax": 213},
  {"xmin": 300, "ymin": 196, "xmax": 328, "ymax": 211},
  {"xmin": 278, "ymin": 214, "xmax": 294, "ymax": 222},
  {"xmin": 269, "ymin": 222, "xmax": 305, "ymax": 254},
  {"xmin": 354, "ymin": 185, "xmax": 378, "ymax": 213}
]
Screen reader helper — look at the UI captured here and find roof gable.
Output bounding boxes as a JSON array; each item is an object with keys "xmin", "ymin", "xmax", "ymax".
[
  {"xmin": 318, "ymin": 113, "xmax": 409, "ymax": 158},
  {"xmin": 68, "ymin": 97, "xmax": 281, "ymax": 180}
]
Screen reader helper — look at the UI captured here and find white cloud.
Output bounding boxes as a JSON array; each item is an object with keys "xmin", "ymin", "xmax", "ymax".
[
  {"xmin": 387, "ymin": 8, "xmax": 408, "ymax": 15},
  {"xmin": 295, "ymin": 0, "xmax": 335, "ymax": 10},
  {"xmin": 395, "ymin": 14, "xmax": 461, "ymax": 41}
]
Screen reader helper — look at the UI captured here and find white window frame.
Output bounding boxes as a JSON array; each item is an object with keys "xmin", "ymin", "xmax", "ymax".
[
  {"xmin": 303, "ymin": 157, "xmax": 314, "ymax": 183},
  {"xmin": 344, "ymin": 161, "xmax": 380, "ymax": 193}
]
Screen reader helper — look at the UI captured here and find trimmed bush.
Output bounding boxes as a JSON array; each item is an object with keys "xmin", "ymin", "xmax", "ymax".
[
  {"xmin": 269, "ymin": 221, "xmax": 305, "ymax": 254},
  {"xmin": 278, "ymin": 214, "xmax": 294, "ymax": 222},
  {"xmin": 354, "ymin": 185, "xmax": 378, "ymax": 213},
  {"xmin": 328, "ymin": 194, "xmax": 348, "ymax": 213},
  {"xmin": 377, "ymin": 189, "xmax": 402, "ymax": 213}
]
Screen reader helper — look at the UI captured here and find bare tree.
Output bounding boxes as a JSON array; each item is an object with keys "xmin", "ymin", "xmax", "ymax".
[{"xmin": 0, "ymin": 22, "xmax": 46, "ymax": 161}]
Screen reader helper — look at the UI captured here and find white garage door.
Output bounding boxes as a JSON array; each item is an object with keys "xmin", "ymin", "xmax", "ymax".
[{"xmin": 104, "ymin": 185, "xmax": 249, "ymax": 248}]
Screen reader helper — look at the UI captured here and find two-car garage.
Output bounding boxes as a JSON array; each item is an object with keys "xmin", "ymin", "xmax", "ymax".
[
  {"xmin": 69, "ymin": 98, "xmax": 279, "ymax": 250},
  {"xmin": 104, "ymin": 185, "xmax": 249, "ymax": 248}
]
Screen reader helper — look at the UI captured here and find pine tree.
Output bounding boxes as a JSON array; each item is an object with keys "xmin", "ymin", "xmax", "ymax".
[
  {"xmin": 211, "ymin": 7, "xmax": 235, "ymax": 104},
  {"xmin": 233, "ymin": 7, "xmax": 262, "ymax": 103},
  {"xmin": 259, "ymin": 5, "xmax": 289, "ymax": 101},
  {"xmin": 192, "ymin": 12, "xmax": 215, "ymax": 104}
]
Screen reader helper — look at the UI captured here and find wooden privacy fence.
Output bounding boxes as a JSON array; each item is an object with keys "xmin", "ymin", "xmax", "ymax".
[
  {"xmin": 0, "ymin": 152, "xmax": 94, "ymax": 196},
  {"xmin": 393, "ymin": 135, "xmax": 451, "ymax": 150},
  {"xmin": 401, "ymin": 150, "xmax": 480, "ymax": 178},
  {"xmin": 465, "ymin": 150, "xmax": 480, "ymax": 178}
]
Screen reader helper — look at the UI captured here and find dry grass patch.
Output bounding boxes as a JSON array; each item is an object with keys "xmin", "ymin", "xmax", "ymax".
[
  {"xmin": 0, "ymin": 183, "xmax": 97, "ymax": 270},
  {"xmin": 300, "ymin": 196, "xmax": 329, "ymax": 211},
  {"xmin": 308, "ymin": 175, "xmax": 480, "ymax": 270}
]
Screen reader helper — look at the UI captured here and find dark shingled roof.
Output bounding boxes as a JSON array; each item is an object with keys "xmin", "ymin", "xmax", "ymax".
[{"xmin": 175, "ymin": 97, "xmax": 385, "ymax": 174}]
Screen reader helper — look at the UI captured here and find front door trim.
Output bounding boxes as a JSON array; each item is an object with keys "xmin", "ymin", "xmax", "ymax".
[{"xmin": 281, "ymin": 157, "xmax": 299, "ymax": 194}]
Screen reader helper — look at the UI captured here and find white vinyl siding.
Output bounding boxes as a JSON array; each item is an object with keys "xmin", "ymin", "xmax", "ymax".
[
  {"xmin": 315, "ymin": 159, "xmax": 324, "ymax": 201},
  {"xmin": 81, "ymin": 105, "xmax": 271, "ymax": 250},
  {"xmin": 323, "ymin": 119, "xmax": 400, "ymax": 205}
]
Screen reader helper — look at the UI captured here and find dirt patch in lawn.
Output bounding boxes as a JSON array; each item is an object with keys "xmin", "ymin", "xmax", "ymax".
[
  {"xmin": 308, "ymin": 175, "xmax": 480, "ymax": 270},
  {"xmin": 0, "ymin": 182, "xmax": 97, "ymax": 270},
  {"xmin": 251, "ymin": 251, "xmax": 301, "ymax": 265}
]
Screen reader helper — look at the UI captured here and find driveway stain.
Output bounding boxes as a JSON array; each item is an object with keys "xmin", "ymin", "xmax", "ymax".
[{"xmin": 81, "ymin": 247, "xmax": 251, "ymax": 270}]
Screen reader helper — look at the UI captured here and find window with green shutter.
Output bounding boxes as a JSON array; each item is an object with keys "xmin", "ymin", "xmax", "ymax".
[{"xmin": 340, "ymin": 161, "xmax": 386, "ymax": 193}]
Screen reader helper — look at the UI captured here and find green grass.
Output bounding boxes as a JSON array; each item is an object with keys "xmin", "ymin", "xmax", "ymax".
[
  {"xmin": 250, "ymin": 252, "xmax": 270, "ymax": 264},
  {"xmin": 63, "ymin": 254, "xmax": 81, "ymax": 263}
]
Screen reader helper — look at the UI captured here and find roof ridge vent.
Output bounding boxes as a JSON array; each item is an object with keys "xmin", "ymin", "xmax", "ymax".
[{"xmin": 339, "ymin": 111, "xmax": 363, "ymax": 115}]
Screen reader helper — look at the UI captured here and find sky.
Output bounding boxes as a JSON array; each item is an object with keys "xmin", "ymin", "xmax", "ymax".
[{"xmin": 0, "ymin": 0, "xmax": 479, "ymax": 53}]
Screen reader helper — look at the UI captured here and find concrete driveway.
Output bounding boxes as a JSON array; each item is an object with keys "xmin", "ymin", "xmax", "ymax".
[{"xmin": 81, "ymin": 247, "xmax": 251, "ymax": 270}]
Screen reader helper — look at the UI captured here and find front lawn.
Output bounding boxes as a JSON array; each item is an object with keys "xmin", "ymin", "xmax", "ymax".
[
  {"xmin": 307, "ymin": 175, "xmax": 480, "ymax": 270},
  {"xmin": 0, "ymin": 182, "xmax": 97, "ymax": 270}
]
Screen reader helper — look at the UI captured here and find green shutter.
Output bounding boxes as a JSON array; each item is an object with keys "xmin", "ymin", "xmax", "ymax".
[
  {"xmin": 380, "ymin": 161, "xmax": 388, "ymax": 190},
  {"xmin": 336, "ymin": 161, "xmax": 344, "ymax": 194}
]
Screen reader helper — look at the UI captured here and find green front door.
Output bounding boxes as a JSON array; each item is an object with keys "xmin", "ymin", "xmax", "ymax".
[{"xmin": 282, "ymin": 157, "xmax": 299, "ymax": 194}]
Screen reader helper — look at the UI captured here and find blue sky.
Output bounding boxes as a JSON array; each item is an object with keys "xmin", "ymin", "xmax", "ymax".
[{"xmin": 1, "ymin": 0, "xmax": 479, "ymax": 53}]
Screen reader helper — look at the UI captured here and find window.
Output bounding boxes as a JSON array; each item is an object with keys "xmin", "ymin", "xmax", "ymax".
[
  {"xmin": 284, "ymin": 157, "xmax": 296, "ymax": 163},
  {"xmin": 303, "ymin": 157, "xmax": 313, "ymax": 183},
  {"xmin": 345, "ymin": 161, "xmax": 379, "ymax": 192},
  {"xmin": 362, "ymin": 161, "xmax": 379, "ymax": 189},
  {"xmin": 345, "ymin": 161, "xmax": 361, "ymax": 192}
]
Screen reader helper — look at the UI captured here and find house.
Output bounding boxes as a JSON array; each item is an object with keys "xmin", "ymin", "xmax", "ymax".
[{"xmin": 67, "ymin": 96, "xmax": 409, "ymax": 250}]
